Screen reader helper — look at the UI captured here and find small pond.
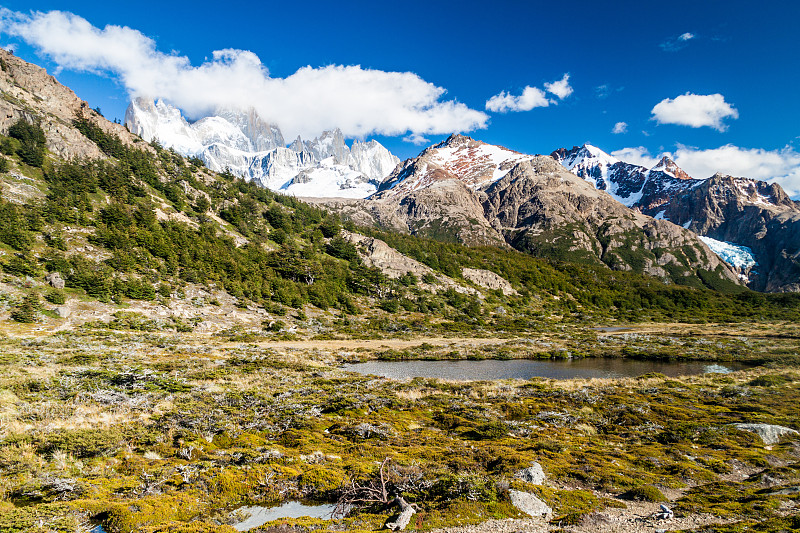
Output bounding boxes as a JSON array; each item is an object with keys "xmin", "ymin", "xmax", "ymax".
[
  {"xmin": 342, "ymin": 359, "xmax": 747, "ymax": 381},
  {"xmin": 231, "ymin": 501, "xmax": 337, "ymax": 531}
]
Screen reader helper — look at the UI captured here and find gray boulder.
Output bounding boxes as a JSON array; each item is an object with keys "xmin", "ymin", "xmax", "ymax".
[
  {"xmin": 509, "ymin": 489, "xmax": 551, "ymax": 518},
  {"xmin": 46, "ymin": 272, "xmax": 65, "ymax": 289},
  {"xmin": 732, "ymin": 423, "xmax": 799, "ymax": 445},
  {"xmin": 514, "ymin": 462, "xmax": 546, "ymax": 485}
]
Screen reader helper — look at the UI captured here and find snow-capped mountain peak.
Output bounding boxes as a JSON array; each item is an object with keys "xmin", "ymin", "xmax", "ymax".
[
  {"xmin": 124, "ymin": 98, "xmax": 399, "ymax": 198},
  {"xmin": 551, "ymin": 144, "xmax": 645, "ymax": 205},
  {"xmin": 378, "ymin": 134, "xmax": 531, "ymax": 195},
  {"xmin": 552, "ymin": 143, "xmax": 619, "ymax": 173},
  {"xmin": 650, "ymin": 155, "xmax": 693, "ymax": 181}
]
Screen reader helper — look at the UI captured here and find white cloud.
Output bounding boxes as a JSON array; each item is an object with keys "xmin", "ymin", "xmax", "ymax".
[
  {"xmin": 611, "ymin": 122, "xmax": 628, "ymax": 134},
  {"xmin": 610, "ymin": 146, "xmax": 659, "ymax": 168},
  {"xmin": 544, "ymin": 74, "xmax": 572, "ymax": 99},
  {"xmin": 612, "ymin": 144, "xmax": 800, "ymax": 199},
  {"xmin": 0, "ymin": 9, "xmax": 488, "ymax": 141},
  {"xmin": 403, "ymin": 132, "xmax": 430, "ymax": 145},
  {"xmin": 486, "ymin": 73, "xmax": 571, "ymax": 113},
  {"xmin": 486, "ymin": 86, "xmax": 549, "ymax": 113},
  {"xmin": 660, "ymin": 32, "xmax": 696, "ymax": 51},
  {"xmin": 651, "ymin": 93, "xmax": 739, "ymax": 131},
  {"xmin": 672, "ymin": 144, "xmax": 800, "ymax": 197}
]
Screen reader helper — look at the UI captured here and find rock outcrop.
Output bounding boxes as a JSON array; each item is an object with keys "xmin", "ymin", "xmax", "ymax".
[
  {"xmin": 732, "ymin": 423, "xmax": 799, "ymax": 445},
  {"xmin": 0, "ymin": 48, "xmax": 144, "ymax": 161},
  {"xmin": 342, "ymin": 231, "xmax": 478, "ymax": 295}
]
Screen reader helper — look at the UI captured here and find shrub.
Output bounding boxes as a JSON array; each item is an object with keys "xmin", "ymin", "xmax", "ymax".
[
  {"xmin": 11, "ymin": 292, "xmax": 40, "ymax": 323},
  {"xmin": 379, "ymin": 299, "xmax": 399, "ymax": 313},
  {"xmin": 620, "ymin": 485, "xmax": 667, "ymax": 502},
  {"xmin": 8, "ymin": 119, "xmax": 46, "ymax": 167},
  {"xmin": 749, "ymin": 374, "xmax": 794, "ymax": 387},
  {"xmin": 44, "ymin": 289, "xmax": 66, "ymax": 305},
  {"xmin": 325, "ymin": 236, "xmax": 358, "ymax": 262}
]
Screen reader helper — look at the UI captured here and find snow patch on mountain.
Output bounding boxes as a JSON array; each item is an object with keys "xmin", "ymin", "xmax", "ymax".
[
  {"xmin": 124, "ymin": 98, "xmax": 399, "ymax": 197},
  {"xmin": 378, "ymin": 134, "xmax": 531, "ymax": 196},
  {"xmin": 699, "ymin": 236, "xmax": 757, "ymax": 270}
]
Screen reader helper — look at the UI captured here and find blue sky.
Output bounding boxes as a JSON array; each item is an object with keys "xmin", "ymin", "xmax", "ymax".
[{"xmin": 1, "ymin": 0, "xmax": 799, "ymax": 194}]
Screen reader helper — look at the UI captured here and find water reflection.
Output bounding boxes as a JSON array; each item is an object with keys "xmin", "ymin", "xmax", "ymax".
[
  {"xmin": 232, "ymin": 501, "xmax": 337, "ymax": 531},
  {"xmin": 342, "ymin": 358, "xmax": 746, "ymax": 381}
]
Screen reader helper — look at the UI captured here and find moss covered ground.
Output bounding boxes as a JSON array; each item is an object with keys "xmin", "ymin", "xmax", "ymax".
[{"xmin": 0, "ymin": 324, "xmax": 797, "ymax": 532}]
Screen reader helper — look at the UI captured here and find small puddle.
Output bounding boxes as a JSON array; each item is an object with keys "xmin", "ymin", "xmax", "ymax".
[
  {"xmin": 343, "ymin": 359, "xmax": 747, "ymax": 381},
  {"xmin": 231, "ymin": 501, "xmax": 337, "ymax": 531}
]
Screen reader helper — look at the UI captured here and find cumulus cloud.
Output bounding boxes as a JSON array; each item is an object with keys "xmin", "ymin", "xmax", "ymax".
[
  {"xmin": 612, "ymin": 144, "xmax": 800, "ymax": 199},
  {"xmin": 485, "ymin": 86, "xmax": 549, "ymax": 113},
  {"xmin": 610, "ymin": 146, "xmax": 659, "ymax": 168},
  {"xmin": 660, "ymin": 32, "xmax": 696, "ymax": 51},
  {"xmin": 651, "ymin": 93, "xmax": 739, "ymax": 131},
  {"xmin": 403, "ymin": 132, "xmax": 430, "ymax": 145},
  {"xmin": 0, "ymin": 9, "xmax": 488, "ymax": 141},
  {"xmin": 611, "ymin": 122, "xmax": 628, "ymax": 134},
  {"xmin": 486, "ymin": 73, "xmax": 572, "ymax": 113},
  {"xmin": 544, "ymin": 74, "xmax": 572, "ymax": 99}
]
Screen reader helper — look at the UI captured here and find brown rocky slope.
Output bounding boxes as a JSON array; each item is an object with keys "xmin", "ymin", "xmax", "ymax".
[{"xmin": 317, "ymin": 135, "xmax": 740, "ymax": 288}]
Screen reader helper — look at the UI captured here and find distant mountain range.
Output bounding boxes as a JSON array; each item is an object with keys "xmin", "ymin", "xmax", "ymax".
[
  {"xmin": 552, "ymin": 145, "xmax": 800, "ymax": 292},
  {"xmin": 314, "ymin": 134, "xmax": 741, "ymax": 290},
  {"xmin": 121, "ymin": 101, "xmax": 799, "ymax": 292},
  {"xmin": 125, "ymin": 98, "xmax": 399, "ymax": 198}
]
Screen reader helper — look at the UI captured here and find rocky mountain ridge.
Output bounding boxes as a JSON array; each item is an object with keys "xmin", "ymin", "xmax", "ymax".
[
  {"xmin": 319, "ymin": 134, "xmax": 741, "ymax": 289},
  {"xmin": 125, "ymin": 98, "xmax": 399, "ymax": 198},
  {"xmin": 553, "ymin": 144, "xmax": 800, "ymax": 291},
  {"xmin": 0, "ymin": 49, "xmax": 143, "ymax": 161}
]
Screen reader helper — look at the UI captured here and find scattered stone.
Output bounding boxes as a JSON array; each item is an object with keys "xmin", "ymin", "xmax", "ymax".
[
  {"xmin": 731, "ymin": 423, "xmax": 799, "ymax": 445},
  {"xmin": 508, "ymin": 490, "xmax": 551, "ymax": 519},
  {"xmin": 655, "ymin": 504, "xmax": 674, "ymax": 520},
  {"xmin": 46, "ymin": 271, "xmax": 65, "ymax": 289},
  {"xmin": 55, "ymin": 306, "xmax": 70, "ymax": 318},
  {"xmin": 514, "ymin": 462, "xmax": 546, "ymax": 485}
]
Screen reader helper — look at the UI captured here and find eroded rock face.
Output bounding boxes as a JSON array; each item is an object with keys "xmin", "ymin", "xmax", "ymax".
[
  {"xmin": 341, "ymin": 231, "xmax": 477, "ymax": 295},
  {"xmin": 0, "ymin": 49, "xmax": 143, "ymax": 161},
  {"xmin": 655, "ymin": 174, "xmax": 800, "ymax": 292},
  {"xmin": 462, "ymin": 268, "xmax": 517, "ymax": 296},
  {"xmin": 483, "ymin": 155, "xmax": 736, "ymax": 284}
]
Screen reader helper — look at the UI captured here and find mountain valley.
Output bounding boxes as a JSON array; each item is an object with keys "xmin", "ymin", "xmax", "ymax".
[{"xmin": 0, "ymin": 48, "xmax": 798, "ymax": 533}]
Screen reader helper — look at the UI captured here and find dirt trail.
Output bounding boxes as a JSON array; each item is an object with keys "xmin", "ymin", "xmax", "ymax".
[{"xmin": 429, "ymin": 504, "xmax": 732, "ymax": 533}]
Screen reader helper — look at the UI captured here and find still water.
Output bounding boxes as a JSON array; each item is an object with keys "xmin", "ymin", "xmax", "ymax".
[
  {"xmin": 232, "ymin": 501, "xmax": 337, "ymax": 531},
  {"xmin": 342, "ymin": 359, "xmax": 746, "ymax": 381}
]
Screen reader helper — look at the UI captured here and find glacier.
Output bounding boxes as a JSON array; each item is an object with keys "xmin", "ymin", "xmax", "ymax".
[
  {"xmin": 124, "ymin": 98, "xmax": 399, "ymax": 198},
  {"xmin": 698, "ymin": 236, "xmax": 758, "ymax": 270}
]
